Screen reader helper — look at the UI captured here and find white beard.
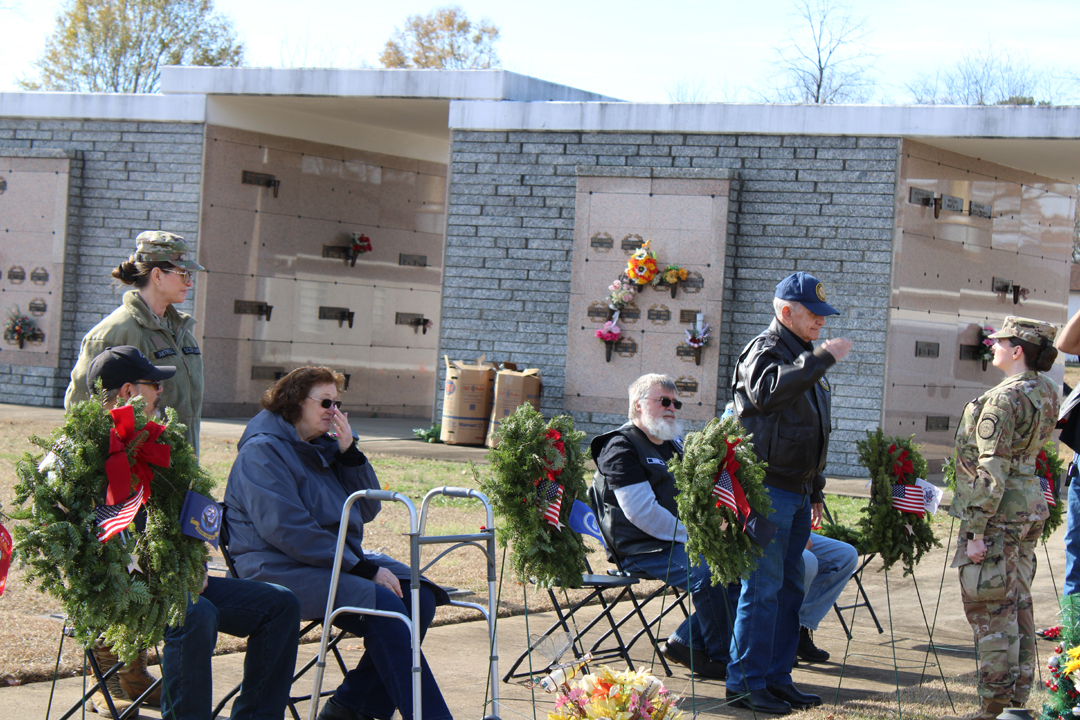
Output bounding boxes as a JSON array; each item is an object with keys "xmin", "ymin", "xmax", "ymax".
[{"xmin": 641, "ymin": 414, "xmax": 683, "ymax": 442}]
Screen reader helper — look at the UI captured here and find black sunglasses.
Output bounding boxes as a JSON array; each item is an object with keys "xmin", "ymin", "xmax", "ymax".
[
  {"xmin": 309, "ymin": 397, "xmax": 342, "ymax": 409},
  {"xmin": 651, "ymin": 396, "xmax": 682, "ymax": 410},
  {"xmin": 136, "ymin": 380, "xmax": 161, "ymax": 391}
]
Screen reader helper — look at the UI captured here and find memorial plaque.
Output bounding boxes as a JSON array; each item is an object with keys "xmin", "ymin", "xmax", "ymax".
[
  {"xmin": 940, "ymin": 194, "xmax": 964, "ymax": 213},
  {"xmin": 8, "ymin": 266, "xmax": 25, "ymax": 284},
  {"xmin": 395, "ymin": 312, "xmax": 424, "ymax": 326},
  {"xmin": 991, "ymin": 277, "xmax": 1012, "ymax": 293},
  {"xmin": 587, "ymin": 303, "xmax": 613, "ymax": 322},
  {"xmin": 908, "ymin": 187, "xmax": 934, "ymax": 206},
  {"xmin": 620, "ymin": 234, "xmax": 645, "ymax": 253},
  {"xmin": 958, "ymin": 344, "xmax": 981, "ymax": 360},
  {"xmin": 674, "ymin": 377, "xmax": 699, "ymax": 396},
  {"xmin": 915, "ymin": 341, "xmax": 940, "ymax": 358},
  {"xmin": 614, "ymin": 337, "xmax": 637, "ymax": 357},
  {"xmin": 620, "ymin": 306, "xmax": 640, "ymax": 323},
  {"xmin": 399, "ymin": 253, "xmax": 427, "ymax": 267},
  {"xmin": 28, "ymin": 299, "xmax": 47, "ymax": 316},
  {"xmin": 926, "ymin": 416, "xmax": 950, "ymax": 432},
  {"xmin": 322, "ymin": 245, "xmax": 350, "ymax": 260},
  {"xmin": 676, "ymin": 345, "xmax": 697, "ymax": 359},
  {"xmin": 251, "ymin": 366, "xmax": 285, "ymax": 381},
  {"xmin": 969, "ymin": 201, "xmax": 993, "ymax": 219},
  {"xmin": 241, "ymin": 170, "xmax": 281, "ymax": 197},
  {"xmin": 319, "ymin": 306, "xmax": 354, "ymax": 328},
  {"xmin": 234, "ymin": 300, "xmax": 272, "ymax": 320},
  {"xmin": 681, "ymin": 272, "xmax": 704, "ymax": 293},
  {"xmin": 648, "ymin": 305, "xmax": 671, "ymax": 324},
  {"xmin": 30, "ymin": 268, "xmax": 49, "ymax": 285},
  {"xmin": 679, "ymin": 309, "xmax": 702, "ymax": 324},
  {"xmin": 0, "ymin": 177, "xmax": 6, "ymax": 195},
  {"xmin": 590, "ymin": 233, "xmax": 614, "ymax": 251}
]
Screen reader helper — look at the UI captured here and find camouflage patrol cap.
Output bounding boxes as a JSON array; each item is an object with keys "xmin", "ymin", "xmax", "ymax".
[
  {"xmin": 133, "ymin": 231, "xmax": 205, "ymax": 272},
  {"xmin": 988, "ymin": 316, "xmax": 1057, "ymax": 345}
]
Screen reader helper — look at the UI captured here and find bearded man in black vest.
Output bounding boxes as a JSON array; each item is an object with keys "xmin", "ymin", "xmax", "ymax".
[{"xmin": 591, "ymin": 373, "xmax": 736, "ymax": 680}]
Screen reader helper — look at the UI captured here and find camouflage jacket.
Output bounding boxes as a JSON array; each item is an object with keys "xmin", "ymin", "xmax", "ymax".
[{"xmin": 950, "ymin": 370, "xmax": 1060, "ymax": 534}]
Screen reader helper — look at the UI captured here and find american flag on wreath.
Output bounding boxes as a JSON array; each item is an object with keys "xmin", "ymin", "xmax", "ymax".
[
  {"xmin": 538, "ymin": 479, "xmax": 564, "ymax": 530},
  {"xmin": 94, "ymin": 485, "xmax": 146, "ymax": 542},
  {"xmin": 1042, "ymin": 476, "xmax": 1057, "ymax": 507},
  {"xmin": 712, "ymin": 469, "xmax": 738, "ymax": 514},
  {"xmin": 891, "ymin": 484, "xmax": 925, "ymax": 518}
]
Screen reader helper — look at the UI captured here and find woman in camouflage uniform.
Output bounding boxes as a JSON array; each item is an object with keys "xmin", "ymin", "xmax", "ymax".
[{"xmin": 945, "ymin": 316, "xmax": 1060, "ymax": 720}]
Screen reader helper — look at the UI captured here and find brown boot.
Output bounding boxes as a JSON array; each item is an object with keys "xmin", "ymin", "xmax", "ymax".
[
  {"xmin": 117, "ymin": 649, "xmax": 161, "ymax": 706},
  {"xmin": 939, "ymin": 699, "xmax": 1008, "ymax": 720},
  {"xmin": 86, "ymin": 643, "xmax": 137, "ymax": 718}
]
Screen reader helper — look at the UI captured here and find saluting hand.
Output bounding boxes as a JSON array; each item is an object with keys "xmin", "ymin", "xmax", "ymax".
[{"xmin": 821, "ymin": 337, "xmax": 853, "ymax": 362}]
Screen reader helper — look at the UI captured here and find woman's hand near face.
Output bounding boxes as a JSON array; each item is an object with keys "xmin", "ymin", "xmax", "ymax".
[{"xmin": 331, "ymin": 406, "xmax": 354, "ymax": 452}]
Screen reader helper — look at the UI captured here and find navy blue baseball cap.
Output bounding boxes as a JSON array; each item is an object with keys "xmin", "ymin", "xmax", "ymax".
[
  {"xmin": 775, "ymin": 272, "xmax": 839, "ymax": 316},
  {"xmin": 88, "ymin": 346, "xmax": 175, "ymax": 393}
]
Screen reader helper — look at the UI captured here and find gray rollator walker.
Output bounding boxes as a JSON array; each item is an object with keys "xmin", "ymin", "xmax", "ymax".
[{"xmin": 307, "ymin": 486, "xmax": 501, "ymax": 720}]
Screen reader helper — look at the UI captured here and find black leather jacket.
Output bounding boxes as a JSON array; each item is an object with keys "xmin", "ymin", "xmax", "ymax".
[{"xmin": 732, "ymin": 318, "xmax": 835, "ymax": 500}]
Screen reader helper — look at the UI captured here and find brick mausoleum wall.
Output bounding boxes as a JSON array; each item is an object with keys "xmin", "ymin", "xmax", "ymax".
[
  {"xmin": 438, "ymin": 131, "xmax": 900, "ymax": 476},
  {"xmin": 0, "ymin": 119, "xmax": 205, "ymax": 407}
]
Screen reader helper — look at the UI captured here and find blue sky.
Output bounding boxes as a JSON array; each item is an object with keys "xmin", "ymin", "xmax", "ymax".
[{"xmin": 2, "ymin": 0, "xmax": 1077, "ymax": 103}]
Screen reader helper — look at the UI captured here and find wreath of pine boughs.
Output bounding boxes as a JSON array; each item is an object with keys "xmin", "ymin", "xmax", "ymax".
[
  {"xmin": 856, "ymin": 428, "xmax": 939, "ymax": 576},
  {"xmin": 479, "ymin": 404, "xmax": 589, "ymax": 587},
  {"xmin": 12, "ymin": 395, "xmax": 213, "ymax": 662},
  {"xmin": 1040, "ymin": 593, "xmax": 1080, "ymax": 720},
  {"xmin": 670, "ymin": 416, "xmax": 771, "ymax": 587},
  {"xmin": 944, "ymin": 441, "xmax": 1064, "ymax": 543}
]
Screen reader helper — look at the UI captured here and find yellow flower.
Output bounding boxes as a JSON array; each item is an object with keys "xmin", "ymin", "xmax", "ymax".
[
  {"xmin": 678, "ymin": 269, "xmax": 688, "ymax": 280},
  {"xmin": 1065, "ymin": 657, "xmax": 1080, "ymax": 675},
  {"xmin": 1068, "ymin": 645, "xmax": 1080, "ymax": 659}
]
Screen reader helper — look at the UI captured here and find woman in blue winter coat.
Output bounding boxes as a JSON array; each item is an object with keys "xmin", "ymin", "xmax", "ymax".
[{"xmin": 223, "ymin": 366, "xmax": 451, "ymax": 720}]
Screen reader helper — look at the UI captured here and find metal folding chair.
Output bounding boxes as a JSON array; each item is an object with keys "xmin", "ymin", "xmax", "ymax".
[
  {"xmin": 822, "ymin": 501, "xmax": 884, "ymax": 637},
  {"xmin": 308, "ymin": 487, "xmax": 500, "ymax": 720}
]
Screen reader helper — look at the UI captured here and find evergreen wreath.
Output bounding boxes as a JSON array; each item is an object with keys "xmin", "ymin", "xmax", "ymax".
[
  {"xmin": 856, "ymin": 428, "xmax": 939, "ymax": 576},
  {"xmin": 1041, "ymin": 593, "xmax": 1080, "ymax": 720},
  {"xmin": 480, "ymin": 404, "xmax": 589, "ymax": 587},
  {"xmin": 670, "ymin": 416, "xmax": 771, "ymax": 587},
  {"xmin": 12, "ymin": 395, "xmax": 213, "ymax": 663},
  {"xmin": 943, "ymin": 439, "xmax": 1064, "ymax": 543}
]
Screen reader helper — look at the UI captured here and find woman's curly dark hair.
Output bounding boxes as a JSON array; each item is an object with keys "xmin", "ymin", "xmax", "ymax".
[{"xmin": 261, "ymin": 366, "xmax": 345, "ymax": 425}]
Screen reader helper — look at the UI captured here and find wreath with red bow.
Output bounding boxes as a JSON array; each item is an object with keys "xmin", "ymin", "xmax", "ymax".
[
  {"xmin": 11, "ymin": 394, "xmax": 214, "ymax": 663},
  {"xmin": 480, "ymin": 403, "xmax": 589, "ymax": 587},
  {"xmin": 856, "ymin": 428, "xmax": 939, "ymax": 576},
  {"xmin": 670, "ymin": 416, "xmax": 771, "ymax": 586}
]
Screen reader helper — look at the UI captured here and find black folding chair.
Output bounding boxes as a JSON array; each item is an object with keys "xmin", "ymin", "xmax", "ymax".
[
  {"xmin": 822, "ymin": 501, "xmax": 884, "ymax": 637},
  {"xmin": 214, "ymin": 506, "xmax": 351, "ymax": 720}
]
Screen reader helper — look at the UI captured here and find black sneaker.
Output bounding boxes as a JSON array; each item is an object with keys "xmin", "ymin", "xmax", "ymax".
[{"xmin": 797, "ymin": 627, "xmax": 830, "ymax": 663}]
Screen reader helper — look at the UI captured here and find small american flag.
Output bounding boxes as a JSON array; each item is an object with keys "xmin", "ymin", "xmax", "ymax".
[
  {"xmin": 711, "ymin": 469, "xmax": 738, "ymax": 514},
  {"xmin": 94, "ymin": 485, "xmax": 146, "ymax": 542},
  {"xmin": 891, "ymin": 484, "xmax": 925, "ymax": 518},
  {"xmin": 1042, "ymin": 476, "xmax": 1057, "ymax": 507},
  {"xmin": 538, "ymin": 479, "xmax": 564, "ymax": 530}
]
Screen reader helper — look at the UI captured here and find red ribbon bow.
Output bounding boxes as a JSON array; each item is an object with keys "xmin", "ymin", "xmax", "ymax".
[
  {"xmin": 714, "ymin": 437, "xmax": 753, "ymax": 529},
  {"xmin": 103, "ymin": 405, "xmax": 170, "ymax": 506},
  {"xmin": 1037, "ymin": 450, "xmax": 1053, "ymax": 482},
  {"xmin": 889, "ymin": 444, "xmax": 914, "ymax": 485}
]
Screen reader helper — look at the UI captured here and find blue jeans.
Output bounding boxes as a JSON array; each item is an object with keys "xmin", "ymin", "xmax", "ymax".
[
  {"xmin": 162, "ymin": 576, "xmax": 301, "ymax": 720},
  {"xmin": 1065, "ymin": 463, "xmax": 1080, "ymax": 596},
  {"xmin": 331, "ymin": 584, "xmax": 451, "ymax": 720},
  {"xmin": 800, "ymin": 533, "xmax": 859, "ymax": 630},
  {"xmin": 727, "ymin": 485, "xmax": 811, "ymax": 692},
  {"xmin": 622, "ymin": 543, "xmax": 740, "ymax": 662}
]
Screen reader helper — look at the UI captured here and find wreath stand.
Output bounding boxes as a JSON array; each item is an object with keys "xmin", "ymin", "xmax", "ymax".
[{"xmin": 308, "ymin": 487, "xmax": 501, "ymax": 720}]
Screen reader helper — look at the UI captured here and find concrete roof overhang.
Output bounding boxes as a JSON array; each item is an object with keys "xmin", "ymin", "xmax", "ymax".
[{"xmin": 448, "ymin": 101, "xmax": 1080, "ymax": 183}]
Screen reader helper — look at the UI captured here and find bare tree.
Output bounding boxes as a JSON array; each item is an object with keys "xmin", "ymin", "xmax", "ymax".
[
  {"xmin": 907, "ymin": 42, "xmax": 1053, "ymax": 105},
  {"xmin": 766, "ymin": 0, "xmax": 876, "ymax": 104},
  {"xmin": 380, "ymin": 5, "xmax": 499, "ymax": 70},
  {"xmin": 665, "ymin": 75, "xmax": 715, "ymax": 103}
]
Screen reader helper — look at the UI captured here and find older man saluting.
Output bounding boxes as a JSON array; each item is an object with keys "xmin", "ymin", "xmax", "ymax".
[{"xmin": 727, "ymin": 272, "xmax": 853, "ymax": 714}]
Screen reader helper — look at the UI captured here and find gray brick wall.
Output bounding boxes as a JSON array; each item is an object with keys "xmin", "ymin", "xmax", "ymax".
[
  {"xmin": 0, "ymin": 119, "xmax": 205, "ymax": 407},
  {"xmin": 438, "ymin": 130, "xmax": 900, "ymax": 477}
]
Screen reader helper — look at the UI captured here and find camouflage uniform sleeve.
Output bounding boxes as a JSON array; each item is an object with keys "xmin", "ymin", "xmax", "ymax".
[{"xmin": 962, "ymin": 392, "xmax": 1018, "ymax": 535}]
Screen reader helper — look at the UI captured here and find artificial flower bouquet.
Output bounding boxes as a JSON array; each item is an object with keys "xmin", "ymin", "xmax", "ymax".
[
  {"xmin": 607, "ymin": 277, "xmax": 636, "ymax": 309},
  {"xmin": 660, "ymin": 264, "xmax": 688, "ymax": 286},
  {"xmin": 4, "ymin": 306, "xmax": 45, "ymax": 348},
  {"xmin": 596, "ymin": 321, "xmax": 621, "ymax": 343},
  {"xmin": 685, "ymin": 323, "xmax": 710, "ymax": 348},
  {"xmin": 547, "ymin": 666, "xmax": 684, "ymax": 720},
  {"xmin": 978, "ymin": 325, "xmax": 995, "ymax": 362},
  {"xmin": 626, "ymin": 241, "xmax": 660, "ymax": 286}
]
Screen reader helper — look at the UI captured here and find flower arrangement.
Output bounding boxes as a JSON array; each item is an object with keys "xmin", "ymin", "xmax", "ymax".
[
  {"xmin": 670, "ymin": 417, "xmax": 772, "ymax": 586},
  {"xmin": 547, "ymin": 665, "xmax": 684, "ymax": 720},
  {"xmin": 596, "ymin": 321, "xmax": 621, "ymax": 343},
  {"xmin": 660, "ymin": 264, "xmax": 688, "ymax": 286},
  {"xmin": 978, "ymin": 325, "xmax": 995, "ymax": 363},
  {"xmin": 1041, "ymin": 594, "xmax": 1080, "ymax": 720},
  {"xmin": 351, "ymin": 232, "xmax": 372, "ymax": 254},
  {"xmin": 626, "ymin": 241, "xmax": 660, "ymax": 286},
  {"xmin": 4, "ymin": 306, "xmax": 45, "ymax": 349},
  {"xmin": 685, "ymin": 323, "xmax": 710, "ymax": 348},
  {"xmin": 606, "ymin": 277, "xmax": 636, "ymax": 309}
]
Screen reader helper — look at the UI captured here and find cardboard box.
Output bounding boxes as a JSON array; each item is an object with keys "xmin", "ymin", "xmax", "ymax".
[
  {"xmin": 486, "ymin": 363, "xmax": 543, "ymax": 448},
  {"xmin": 440, "ymin": 355, "xmax": 496, "ymax": 445}
]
